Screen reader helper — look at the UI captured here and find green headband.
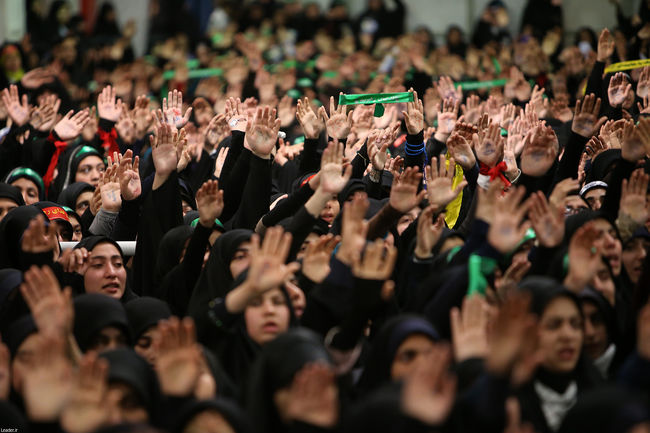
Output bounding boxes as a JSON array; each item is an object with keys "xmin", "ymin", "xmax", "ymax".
[
  {"xmin": 338, "ymin": 92, "xmax": 414, "ymax": 117},
  {"xmin": 75, "ymin": 145, "xmax": 101, "ymax": 160},
  {"xmin": 190, "ymin": 217, "xmax": 225, "ymax": 231},
  {"xmin": 8, "ymin": 167, "xmax": 45, "ymax": 193}
]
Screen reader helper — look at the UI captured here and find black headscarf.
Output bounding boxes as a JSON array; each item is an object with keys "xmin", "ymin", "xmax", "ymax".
[
  {"xmin": 124, "ymin": 297, "xmax": 172, "ymax": 341},
  {"xmin": 356, "ymin": 314, "xmax": 440, "ymax": 395},
  {"xmin": 5, "ymin": 314, "xmax": 37, "ymax": 357},
  {"xmin": 0, "ymin": 205, "xmax": 47, "ymax": 269},
  {"xmin": 558, "ymin": 386, "xmax": 650, "ymax": 433},
  {"xmin": 154, "ymin": 225, "xmax": 193, "ymax": 287},
  {"xmin": 0, "ymin": 269, "xmax": 26, "ymax": 335},
  {"xmin": 0, "ymin": 183, "xmax": 25, "ymax": 206},
  {"xmin": 57, "ymin": 181, "xmax": 94, "ymax": 210},
  {"xmin": 245, "ymin": 328, "xmax": 332, "ymax": 433},
  {"xmin": 50, "ymin": 145, "xmax": 103, "ymax": 202},
  {"xmin": 187, "ymin": 229, "xmax": 253, "ymax": 341},
  {"xmin": 99, "ymin": 348, "xmax": 161, "ymax": 422},
  {"xmin": 73, "ymin": 293, "xmax": 132, "ymax": 352},
  {"xmin": 4, "ymin": 167, "xmax": 45, "ymax": 201},
  {"xmin": 173, "ymin": 398, "xmax": 252, "ymax": 433},
  {"xmin": 74, "ymin": 236, "xmax": 138, "ymax": 302},
  {"xmin": 0, "ymin": 400, "xmax": 27, "ymax": 432}
]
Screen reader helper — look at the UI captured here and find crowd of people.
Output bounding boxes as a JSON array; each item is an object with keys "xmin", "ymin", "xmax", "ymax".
[{"xmin": 1, "ymin": 0, "xmax": 650, "ymax": 431}]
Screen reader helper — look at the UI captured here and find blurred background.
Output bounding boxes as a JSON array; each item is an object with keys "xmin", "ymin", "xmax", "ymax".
[{"xmin": 0, "ymin": 0, "xmax": 641, "ymax": 57}]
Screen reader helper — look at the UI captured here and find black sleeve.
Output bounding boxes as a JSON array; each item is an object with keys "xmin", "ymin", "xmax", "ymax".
[
  {"xmin": 230, "ymin": 153, "xmax": 272, "ymax": 230},
  {"xmin": 285, "ymin": 206, "xmax": 319, "ymax": 261},
  {"xmin": 220, "ymin": 148, "xmax": 252, "ymax": 223},
  {"xmin": 132, "ymin": 171, "xmax": 183, "ymax": 297},
  {"xmin": 110, "ymin": 196, "xmax": 142, "ymax": 241},
  {"xmin": 299, "ymin": 137, "xmax": 323, "ymax": 176},
  {"xmin": 262, "ymin": 181, "xmax": 316, "ymax": 227},
  {"xmin": 601, "ymin": 157, "xmax": 636, "ymax": 220},
  {"xmin": 552, "ymin": 132, "xmax": 589, "ymax": 184},
  {"xmin": 219, "ymin": 130, "xmax": 245, "ymax": 190},
  {"xmin": 351, "ymin": 142, "xmax": 370, "ymax": 179},
  {"xmin": 585, "ymin": 61, "xmax": 606, "ymax": 104}
]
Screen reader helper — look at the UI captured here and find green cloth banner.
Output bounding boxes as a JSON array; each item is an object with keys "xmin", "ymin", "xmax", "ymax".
[
  {"xmin": 162, "ymin": 68, "xmax": 223, "ymax": 81},
  {"xmin": 338, "ymin": 92, "xmax": 414, "ymax": 117},
  {"xmin": 467, "ymin": 254, "xmax": 497, "ymax": 296},
  {"xmin": 455, "ymin": 78, "xmax": 508, "ymax": 91}
]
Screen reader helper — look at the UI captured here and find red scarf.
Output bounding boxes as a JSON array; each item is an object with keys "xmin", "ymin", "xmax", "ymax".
[
  {"xmin": 479, "ymin": 161, "xmax": 511, "ymax": 188},
  {"xmin": 43, "ymin": 132, "xmax": 68, "ymax": 191},
  {"xmin": 98, "ymin": 127, "xmax": 119, "ymax": 156}
]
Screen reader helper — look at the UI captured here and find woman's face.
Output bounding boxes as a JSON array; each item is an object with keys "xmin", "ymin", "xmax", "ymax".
[
  {"xmin": 183, "ymin": 411, "xmax": 236, "ymax": 433},
  {"xmin": 229, "ymin": 241, "xmax": 251, "ymax": 279},
  {"xmin": 135, "ymin": 326, "xmax": 161, "ymax": 365},
  {"xmin": 244, "ymin": 287, "xmax": 290, "ymax": 345},
  {"xmin": 390, "ymin": 334, "xmax": 436, "ymax": 381},
  {"xmin": 591, "ymin": 219, "xmax": 622, "ymax": 276},
  {"xmin": 11, "ymin": 177, "xmax": 39, "ymax": 204},
  {"xmin": 69, "ymin": 215, "xmax": 83, "ymax": 241},
  {"xmin": 83, "ymin": 243, "xmax": 126, "ymax": 299},
  {"xmin": 75, "ymin": 155, "xmax": 105, "ymax": 186},
  {"xmin": 538, "ymin": 297, "xmax": 583, "ymax": 373},
  {"xmin": 11, "ymin": 333, "xmax": 42, "ymax": 394},
  {"xmin": 87, "ymin": 325, "xmax": 128, "ymax": 353},
  {"xmin": 396, "ymin": 208, "xmax": 421, "ymax": 235},
  {"xmin": 106, "ymin": 382, "xmax": 148, "ymax": 424},
  {"xmin": 0, "ymin": 198, "xmax": 19, "ymax": 221},
  {"xmin": 75, "ymin": 190, "xmax": 94, "ymax": 215},
  {"xmin": 622, "ymin": 238, "xmax": 649, "ymax": 284},
  {"xmin": 285, "ymin": 280, "xmax": 306, "ymax": 318},
  {"xmin": 320, "ymin": 198, "xmax": 340, "ymax": 225}
]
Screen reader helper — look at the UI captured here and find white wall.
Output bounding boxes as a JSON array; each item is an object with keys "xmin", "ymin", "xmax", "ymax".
[{"xmin": 0, "ymin": 0, "xmax": 26, "ymax": 45}]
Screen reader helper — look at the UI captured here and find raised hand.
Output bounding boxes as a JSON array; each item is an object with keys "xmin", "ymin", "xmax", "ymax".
[
  {"xmin": 245, "ymin": 227, "xmax": 300, "ymax": 294},
  {"xmin": 155, "ymin": 317, "xmax": 202, "ymax": 397},
  {"xmin": 320, "ymin": 139, "xmax": 353, "ymax": 194},
  {"xmin": 608, "ymin": 72, "xmax": 632, "ymax": 108},
  {"xmin": 1, "ymin": 84, "xmax": 30, "ymax": 126},
  {"xmin": 285, "ymin": 363, "xmax": 339, "ymax": 428},
  {"xmin": 336, "ymin": 195, "xmax": 370, "ymax": 266},
  {"xmin": 435, "ymin": 75, "xmax": 462, "ymax": 103},
  {"xmin": 597, "ymin": 28, "xmax": 615, "ymax": 62},
  {"xmin": 368, "ymin": 123, "xmax": 399, "ymax": 171},
  {"xmin": 54, "ymin": 109, "xmax": 90, "ymax": 141},
  {"xmin": 414, "ymin": 205, "xmax": 446, "ymax": 260},
  {"xmin": 301, "ymin": 234, "xmax": 339, "ymax": 283},
  {"xmin": 564, "ymin": 222, "xmax": 603, "ymax": 292},
  {"xmin": 277, "ymin": 94, "xmax": 295, "ymax": 127},
  {"xmin": 214, "ymin": 146, "xmax": 229, "ymax": 179},
  {"xmin": 424, "ymin": 87, "xmax": 441, "ymax": 125},
  {"xmin": 474, "ymin": 122, "xmax": 504, "ymax": 167},
  {"xmin": 638, "ymin": 67, "xmax": 650, "ymax": 100},
  {"xmin": 504, "ymin": 67, "xmax": 532, "ymax": 101},
  {"xmin": 296, "ymin": 97, "xmax": 325, "ymax": 139},
  {"xmin": 21, "ymin": 214, "xmax": 58, "ymax": 255},
  {"xmin": 246, "ymin": 106, "xmax": 281, "ymax": 158},
  {"xmin": 320, "ymin": 93, "xmax": 353, "ymax": 139},
  {"xmin": 162, "ymin": 89, "xmax": 192, "ymax": 128},
  {"xmin": 520, "ymin": 123, "xmax": 558, "ymax": 177},
  {"xmin": 620, "ymin": 119, "xmax": 647, "ymax": 162},
  {"xmin": 633, "ymin": 117, "xmax": 650, "ymax": 159},
  {"xmin": 487, "ymin": 184, "xmax": 532, "ymax": 254},
  {"xmin": 486, "ymin": 293, "xmax": 536, "ymax": 376},
  {"xmin": 61, "ymin": 352, "xmax": 110, "ymax": 433},
  {"xmin": 436, "ymin": 97, "xmax": 460, "ymax": 136},
  {"xmin": 196, "ymin": 180, "xmax": 224, "ymax": 227},
  {"xmin": 20, "ymin": 67, "xmax": 55, "ymax": 89},
  {"xmin": 402, "ymin": 90, "xmax": 425, "ymax": 135},
  {"xmin": 205, "ymin": 113, "xmax": 230, "ymax": 148},
  {"xmin": 461, "ymin": 94, "xmax": 481, "ymax": 125},
  {"xmin": 115, "ymin": 109, "xmax": 136, "ymax": 144},
  {"xmin": 31, "ymin": 94, "xmax": 60, "ymax": 132},
  {"xmin": 390, "ymin": 167, "xmax": 426, "ymax": 213},
  {"xmin": 22, "ymin": 334, "xmax": 72, "ymax": 422},
  {"xmin": 549, "ymin": 177, "xmax": 580, "ymax": 211},
  {"xmin": 620, "ymin": 168, "xmax": 650, "ymax": 225},
  {"xmin": 572, "ymin": 93, "xmax": 607, "ymax": 137},
  {"xmin": 117, "ymin": 149, "xmax": 141, "ymax": 201},
  {"xmin": 225, "ymin": 97, "xmax": 247, "ymax": 132},
  {"xmin": 20, "ymin": 265, "xmax": 73, "ymax": 337},
  {"xmin": 150, "ymin": 123, "xmax": 181, "ymax": 181},
  {"xmin": 528, "ymin": 191, "xmax": 565, "ymax": 248},
  {"xmin": 82, "ymin": 106, "xmax": 99, "ymax": 142},
  {"xmin": 97, "ymin": 85, "xmax": 123, "ymax": 122},
  {"xmin": 132, "ymin": 95, "xmax": 153, "ymax": 139},
  {"xmin": 425, "ymin": 156, "xmax": 467, "ymax": 207},
  {"xmin": 451, "ymin": 295, "xmax": 489, "ymax": 362},
  {"xmin": 99, "ymin": 159, "xmax": 122, "ymax": 212},
  {"xmin": 401, "ymin": 344, "xmax": 457, "ymax": 426},
  {"xmin": 447, "ymin": 132, "xmax": 476, "ymax": 170},
  {"xmin": 352, "ymin": 238, "xmax": 398, "ymax": 281},
  {"xmin": 548, "ymin": 97, "xmax": 574, "ymax": 123}
]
